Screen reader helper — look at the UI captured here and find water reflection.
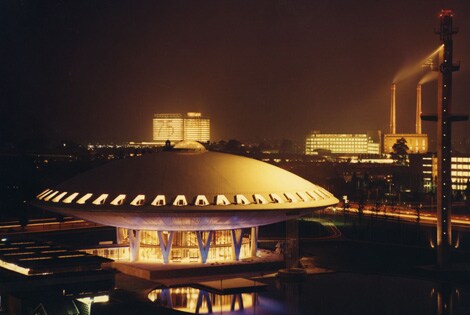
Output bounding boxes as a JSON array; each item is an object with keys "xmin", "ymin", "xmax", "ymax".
[
  {"xmin": 147, "ymin": 275, "xmax": 470, "ymax": 315},
  {"xmin": 148, "ymin": 287, "xmax": 257, "ymax": 314},
  {"xmin": 0, "ymin": 272, "xmax": 469, "ymax": 314},
  {"xmin": 433, "ymin": 283, "xmax": 465, "ymax": 315}
]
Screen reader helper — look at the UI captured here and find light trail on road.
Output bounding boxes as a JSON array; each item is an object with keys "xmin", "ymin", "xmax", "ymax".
[{"xmin": 325, "ymin": 207, "xmax": 470, "ymax": 228}]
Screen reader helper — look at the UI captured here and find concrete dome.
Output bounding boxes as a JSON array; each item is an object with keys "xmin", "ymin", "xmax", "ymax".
[{"xmin": 34, "ymin": 149, "xmax": 339, "ymax": 231}]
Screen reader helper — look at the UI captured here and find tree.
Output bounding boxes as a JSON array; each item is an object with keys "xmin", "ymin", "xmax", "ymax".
[
  {"xmin": 224, "ymin": 139, "xmax": 244, "ymax": 155},
  {"xmin": 279, "ymin": 139, "xmax": 294, "ymax": 154},
  {"xmin": 392, "ymin": 138, "xmax": 409, "ymax": 165}
]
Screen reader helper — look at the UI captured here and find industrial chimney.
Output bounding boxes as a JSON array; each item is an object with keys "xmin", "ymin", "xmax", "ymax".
[
  {"xmin": 390, "ymin": 83, "xmax": 396, "ymax": 134},
  {"xmin": 416, "ymin": 84, "xmax": 422, "ymax": 134}
]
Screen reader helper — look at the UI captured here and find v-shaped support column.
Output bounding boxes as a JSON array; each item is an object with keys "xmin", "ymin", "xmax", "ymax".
[
  {"xmin": 160, "ymin": 288, "xmax": 173, "ymax": 308},
  {"xmin": 196, "ymin": 290, "xmax": 212, "ymax": 314},
  {"xmin": 231, "ymin": 229, "xmax": 243, "ymax": 261},
  {"xmin": 231, "ymin": 293, "xmax": 244, "ymax": 311},
  {"xmin": 128, "ymin": 229, "xmax": 141, "ymax": 262},
  {"xmin": 196, "ymin": 231, "xmax": 213, "ymax": 264},
  {"xmin": 157, "ymin": 231, "xmax": 174, "ymax": 264}
]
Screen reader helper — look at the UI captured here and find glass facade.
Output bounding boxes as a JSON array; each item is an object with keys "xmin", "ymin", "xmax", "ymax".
[{"xmin": 83, "ymin": 229, "xmax": 252, "ymax": 263}]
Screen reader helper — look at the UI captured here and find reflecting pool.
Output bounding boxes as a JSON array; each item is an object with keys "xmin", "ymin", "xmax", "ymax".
[{"xmin": 146, "ymin": 273, "xmax": 470, "ymax": 315}]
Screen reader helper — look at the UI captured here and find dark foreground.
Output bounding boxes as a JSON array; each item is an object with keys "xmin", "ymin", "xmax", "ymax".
[{"xmin": 1, "ymin": 215, "xmax": 470, "ymax": 314}]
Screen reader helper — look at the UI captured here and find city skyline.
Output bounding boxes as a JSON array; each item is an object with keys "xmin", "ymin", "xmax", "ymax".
[{"xmin": 1, "ymin": 1, "xmax": 470, "ymax": 148}]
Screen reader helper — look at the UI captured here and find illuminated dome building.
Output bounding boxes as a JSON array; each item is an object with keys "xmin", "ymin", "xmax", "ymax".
[{"xmin": 34, "ymin": 142, "xmax": 338, "ymax": 264}]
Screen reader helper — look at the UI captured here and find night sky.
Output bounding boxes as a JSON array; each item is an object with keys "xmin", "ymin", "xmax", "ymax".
[{"xmin": 1, "ymin": 0, "xmax": 469, "ymax": 148}]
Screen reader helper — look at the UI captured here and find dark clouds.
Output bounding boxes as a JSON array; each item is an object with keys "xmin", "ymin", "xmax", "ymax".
[{"xmin": 1, "ymin": 0, "xmax": 469, "ymax": 147}]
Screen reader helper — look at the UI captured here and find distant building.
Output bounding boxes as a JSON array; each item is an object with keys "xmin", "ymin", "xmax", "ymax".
[
  {"xmin": 305, "ymin": 132, "xmax": 380, "ymax": 155},
  {"xmin": 184, "ymin": 112, "xmax": 210, "ymax": 142},
  {"xmin": 153, "ymin": 112, "xmax": 210, "ymax": 144},
  {"xmin": 410, "ymin": 154, "xmax": 470, "ymax": 192},
  {"xmin": 383, "ymin": 82, "xmax": 429, "ymax": 154},
  {"xmin": 383, "ymin": 134, "xmax": 428, "ymax": 154}
]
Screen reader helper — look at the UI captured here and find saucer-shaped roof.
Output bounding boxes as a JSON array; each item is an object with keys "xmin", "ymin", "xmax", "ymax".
[{"xmin": 34, "ymin": 146, "xmax": 338, "ymax": 231}]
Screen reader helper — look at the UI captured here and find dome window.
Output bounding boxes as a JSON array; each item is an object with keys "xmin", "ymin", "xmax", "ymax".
[
  {"xmin": 43, "ymin": 191, "xmax": 59, "ymax": 202},
  {"xmin": 151, "ymin": 195, "xmax": 166, "ymax": 206},
  {"xmin": 306, "ymin": 191, "xmax": 321, "ymax": 201},
  {"xmin": 269, "ymin": 193, "xmax": 284, "ymax": 203},
  {"xmin": 62, "ymin": 192, "xmax": 79, "ymax": 204},
  {"xmin": 234, "ymin": 194, "xmax": 250, "ymax": 205},
  {"xmin": 195, "ymin": 195, "xmax": 209, "ymax": 206},
  {"xmin": 297, "ymin": 192, "xmax": 311, "ymax": 202},
  {"xmin": 215, "ymin": 195, "xmax": 231, "ymax": 205},
  {"xmin": 93, "ymin": 194, "xmax": 109, "ymax": 205},
  {"xmin": 52, "ymin": 192, "xmax": 68, "ymax": 203},
  {"xmin": 173, "ymin": 195, "xmax": 188, "ymax": 206},
  {"xmin": 253, "ymin": 194, "xmax": 268, "ymax": 204},
  {"xmin": 283, "ymin": 193, "xmax": 298, "ymax": 203},
  {"xmin": 36, "ymin": 189, "xmax": 52, "ymax": 200},
  {"xmin": 76, "ymin": 193, "xmax": 93, "ymax": 204},
  {"xmin": 315, "ymin": 189, "xmax": 327, "ymax": 199},
  {"xmin": 318, "ymin": 187, "xmax": 333, "ymax": 198},
  {"xmin": 110, "ymin": 194, "xmax": 126, "ymax": 206},
  {"xmin": 130, "ymin": 195, "xmax": 146, "ymax": 206}
]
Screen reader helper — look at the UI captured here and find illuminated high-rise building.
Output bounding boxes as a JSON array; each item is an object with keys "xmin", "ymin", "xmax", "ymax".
[
  {"xmin": 153, "ymin": 113, "xmax": 184, "ymax": 143},
  {"xmin": 184, "ymin": 112, "xmax": 210, "ymax": 142},
  {"xmin": 152, "ymin": 112, "xmax": 210, "ymax": 144}
]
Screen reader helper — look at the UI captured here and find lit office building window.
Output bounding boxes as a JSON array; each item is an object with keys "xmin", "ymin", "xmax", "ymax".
[
  {"xmin": 153, "ymin": 113, "xmax": 184, "ymax": 143},
  {"xmin": 422, "ymin": 155, "xmax": 470, "ymax": 192},
  {"xmin": 184, "ymin": 112, "xmax": 210, "ymax": 143},
  {"xmin": 305, "ymin": 132, "xmax": 380, "ymax": 155},
  {"xmin": 153, "ymin": 112, "xmax": 210, "ymax": 144}
]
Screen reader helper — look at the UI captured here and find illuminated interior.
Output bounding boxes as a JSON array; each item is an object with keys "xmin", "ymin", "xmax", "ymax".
[{"xmin": 83, "ymin": 229, "xmax": 252, "ymax": 263}]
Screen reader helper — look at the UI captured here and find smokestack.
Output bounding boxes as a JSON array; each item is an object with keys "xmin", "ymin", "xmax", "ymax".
[
  {"xmin": 390, "ymin": 83, "xmax": 396, "ymax": 134},
  {"xmin": 416, "ymin": 84, "xmax": 422, "ymax": 134}
]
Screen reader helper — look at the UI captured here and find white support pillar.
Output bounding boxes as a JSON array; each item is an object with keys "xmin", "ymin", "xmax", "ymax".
[
  {"xmin": 157, "ymin": 231, "xmax": 174, "ymax": 264},
  {"xmin": 250, "ymin": 226, "xmax": 258, "ymax": 258},
  {"xmin": 196, "ymin": 231, "xmax": 213, "ymax": 264},
  {"xmin": 231, "ymin": 229, "xmax": 243, "ymax": 261},
  {"xmin": 128, "ymin": 229, "xmax": 141, "ymax": 262}
]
